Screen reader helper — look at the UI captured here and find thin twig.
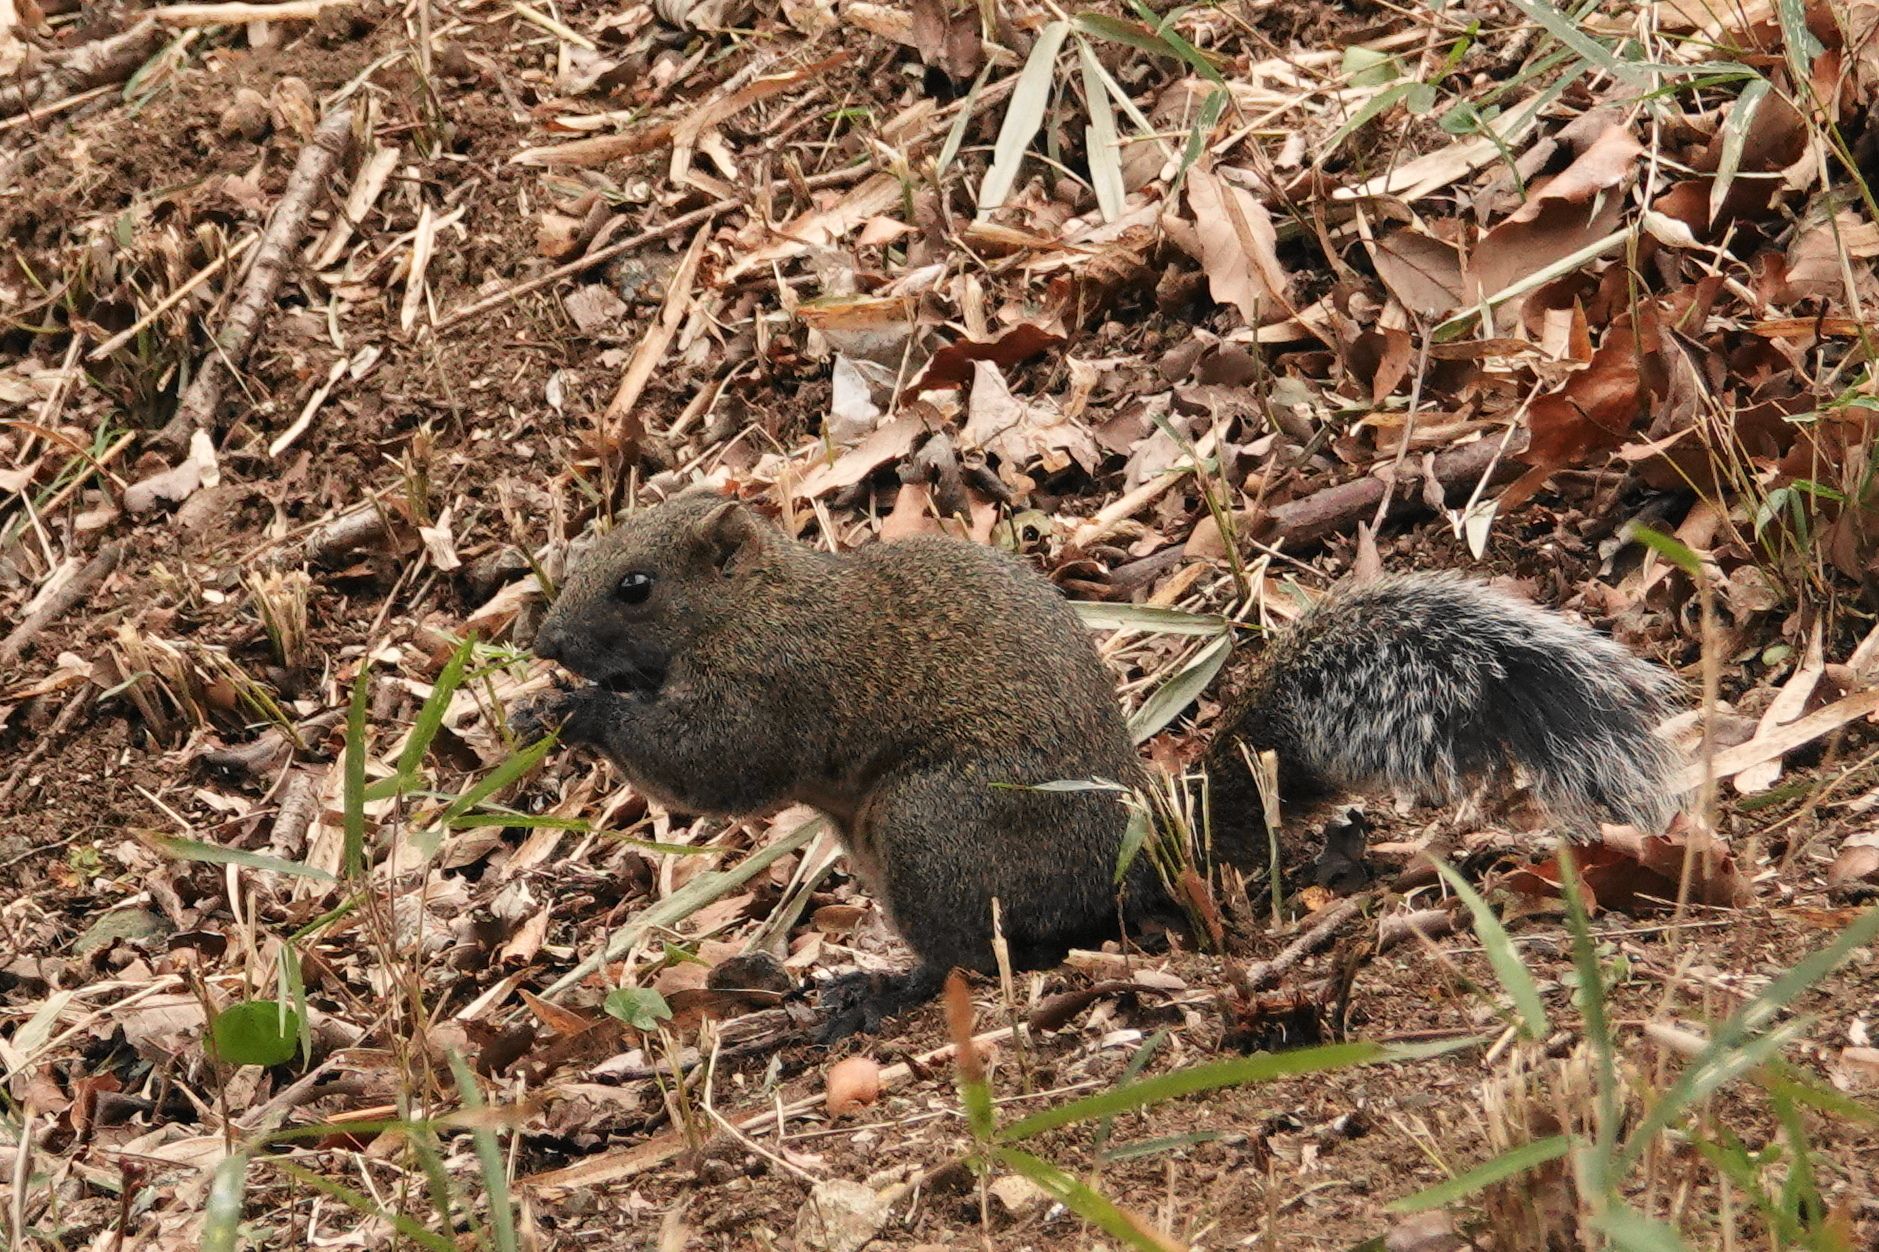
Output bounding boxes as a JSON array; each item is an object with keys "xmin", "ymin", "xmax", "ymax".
[
  {"xmin": 1231, "ymin": 892, "xmax": 1372, "ymax": 995},
  {"xmin": 0, "ymin": 684, "xmax": 93, "ymax": 807}
]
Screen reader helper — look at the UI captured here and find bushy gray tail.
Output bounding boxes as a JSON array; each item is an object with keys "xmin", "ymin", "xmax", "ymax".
[{"xmin": 1253, "ymin": 572, "xmax": 1683, "ymax": 834}]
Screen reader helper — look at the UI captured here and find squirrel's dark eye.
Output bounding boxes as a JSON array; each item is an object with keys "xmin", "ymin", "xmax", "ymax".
[{"xmin": 615, "ymin": 572, "xmax": 654, "ymax": 605}]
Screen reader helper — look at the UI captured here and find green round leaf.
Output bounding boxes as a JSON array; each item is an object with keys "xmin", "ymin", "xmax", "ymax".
[
  {"xmin": 211, "ymin": 1000, "xmax": 301, "ymax": 1067},
  {"xmin": 603, "ymin": 987, "xmax": 673, "ymax": 1032}
]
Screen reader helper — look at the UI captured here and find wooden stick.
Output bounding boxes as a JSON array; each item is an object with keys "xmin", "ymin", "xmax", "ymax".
[
  {"xmin": 0, "ymin": 19, "xmax": 164, "ymax": 117},
  {"xmin": 151, "ymin": 0, "xmax": 355, "ymax": 24},
  {"xmin": 1262, "ymin": 436, "xmax": 1526, "ymax": 549},
  {"xmin": 1231, "ymin": 893, "xmax": 1370, "ymax": 994},
  {"xmin": 0, "ymin": 544, "xmax": 124, "ymax": 671},
  {"xmin": 153, "ymin": 105, "xmax": 354, "ymax": 451}
]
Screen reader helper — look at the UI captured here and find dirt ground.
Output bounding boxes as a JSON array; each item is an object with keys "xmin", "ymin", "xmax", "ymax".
[{"xmin": 5, "ymin": 0, "xmax": 1879, "ymax": 1248}]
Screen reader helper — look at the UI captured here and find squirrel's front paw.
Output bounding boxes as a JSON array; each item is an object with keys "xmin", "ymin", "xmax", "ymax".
[{"xmin": 508, "ymin": 680, "xmax": 590, "ymax": 743}]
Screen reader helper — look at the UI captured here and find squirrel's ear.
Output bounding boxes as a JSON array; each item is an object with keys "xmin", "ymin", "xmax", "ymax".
[{"xmin": 690, "ymin": 500, "xmax": 760, "ymax": 573}]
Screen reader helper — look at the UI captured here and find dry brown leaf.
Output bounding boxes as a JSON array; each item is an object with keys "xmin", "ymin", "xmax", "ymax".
[
  {"xmin": 1827, "ymin": 829, "xmax": 1879, "ymax": 900},
  {"xmin": 960, "ymin": 361, "xmax": 1099, "ymax": 475},
  {"xmin": 722, "ymin": 174, "xmax": 904, "ymax": 283},
  {"xmin": 1367, "ymin": 228, "xmax": 1466, "ymax": 316},
  {"xmin": 792, "ymin": 414, "xmax": 926, "ymax": 499},
  {"xmin": 1184, "ymin": 166, "xmax": 1289, "ymax": 326},
  {"xmin": 907, "ymin": 323, "xmax": 1064, "ymax": 395},
  {"xmin": 1501, "ymin": 824, "xmax": 1751, "ymax": 913}
]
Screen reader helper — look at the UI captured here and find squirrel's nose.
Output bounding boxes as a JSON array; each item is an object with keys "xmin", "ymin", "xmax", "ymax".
[{"xmin": 533, "ymin": 625, "xmax": 563, "ymax": 662}]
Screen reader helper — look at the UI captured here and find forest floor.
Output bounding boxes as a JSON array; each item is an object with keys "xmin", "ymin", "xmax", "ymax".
[{"xmin": 5, "ymin": 0, "xmax": 1879, "ymax": 1248}]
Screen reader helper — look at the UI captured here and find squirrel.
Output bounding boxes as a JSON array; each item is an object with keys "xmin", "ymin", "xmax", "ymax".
[{"xmin": 514, "ymin": 487, "xmax": 1683, "ymax": 1040}]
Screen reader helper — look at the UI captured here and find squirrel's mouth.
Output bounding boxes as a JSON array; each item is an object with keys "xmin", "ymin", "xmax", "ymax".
[{"xmin": 597, "ymin": 664, "xmax": 664, "ymax": 695}]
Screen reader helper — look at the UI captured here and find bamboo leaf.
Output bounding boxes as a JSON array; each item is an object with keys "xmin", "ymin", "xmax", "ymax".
[
  {"xmin": 393, "ymin": 635, "xmax": 474, "ymax": 787},
  {"xmin": 141, "ymin": 832, "xmax": 337, "ymax": 883},
  {"xmin": 1072, "ymin": 601, "xmax": 1235, "ymax": 637},
  {"xmin": 1078, "ymin": 38, "xmax": 1125, "ymax": 224},
  {"xmin": 978, "ymin": 20, "xmax": 1072, "ymax": 216},
  {"xmin": 1129, "ymin": 632, "xmax": 1231, "ymax": 744}
]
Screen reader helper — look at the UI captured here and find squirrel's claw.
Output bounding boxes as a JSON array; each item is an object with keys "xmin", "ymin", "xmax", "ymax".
[{"xmin": 508, "ymin": 679, "xmax": 584, "ymax": 744}]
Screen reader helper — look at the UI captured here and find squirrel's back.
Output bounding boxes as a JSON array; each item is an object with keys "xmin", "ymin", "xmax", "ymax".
[{"xmin": 1211, "ymin": 571, "xmax": 1682, "ymax": 841}]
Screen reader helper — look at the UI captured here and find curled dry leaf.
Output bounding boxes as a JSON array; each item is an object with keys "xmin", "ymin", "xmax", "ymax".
[
  {"xmin": 1826, "ymin": 829, "xmax": 1879, "ymax": 901},
  {"xmin": 1500, "ymin": 823, "xmax": 1752, "ymax": 914},
  {"xmin": 907, "ymin": 323, "xmax": 1066, "ymax": 394}
]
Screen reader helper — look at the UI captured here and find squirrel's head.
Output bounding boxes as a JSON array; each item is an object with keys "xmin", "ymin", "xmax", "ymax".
[{"xmin": 531, "ymin": 489, "xmax": 777, "ymax": 694}]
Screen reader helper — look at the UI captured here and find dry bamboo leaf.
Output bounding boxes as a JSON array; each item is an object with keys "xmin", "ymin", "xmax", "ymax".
[
  {"xmin": 977, "ymin": 19, "xmax": 1070, "ymax": 216},
  {"xmin": 721, "ymin": 174, "xmax": 903, "ymax": 282}
]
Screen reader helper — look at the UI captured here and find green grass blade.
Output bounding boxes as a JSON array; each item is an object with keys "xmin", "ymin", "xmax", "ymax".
[
  {"xmin": 1385, "ymin": 1134, "xmax": 1570, "ymax": 1213},
  {"xmin": 1710, "ymin": 78, "xmax": 1770, "ymax": 225},
  {"xmin": 1588, "ymin": 1203, "xmax": 1692, "ymax": 1252},
  {"xmin": 1757, "ymin": 1061, "xmax": 1879, "ymax": 1127},
  {"xmin": 392, "ymin": 635, "xmax": 474, "ymax": 787},
  {"xmin": 447, "ymin": 1051, "xmax": 517, "ymax": 1252},
  {"xmin": 1427, "ymin": 858, "xmax": 1549, "ymax": 1040},
  {"xmin": 410, "ymin": 735, "xmax": 558, "ymax": 860},
  {"xmin": 1557, "ymin": 846, "xmax": 1618, "ymax": 1197},
  {"xmin": 271, "ymin": 1159, "xmax": 457, "ymax": 1252},
  {"xmin": 1774, "ymin": 0, "xmax": 1824, "ymax": 101},
  {"xmin": 1122, "ymin": 0, "xmax": 1226, "ymax": 85},
  {"xmin": 538, "ymin": 816, "xmax": 825, "ymax": 999},
  {"xmin": 1501, "ymin": 0, "xmax": 1643, "ymax": 83},
  {"xmin": 144, "ymin": 833, "xmax": 336, "ymax": 884},
  {"xmin": 1002, "ymin": 1039, "xmax": 1473, "ymax": 1141},
  {"xmin": 995, "ymin": 1147, "xmax": 1182, "ymax": 1252},
  {"xmin": 939, "ymin": 62, "xmax": 994, "ymax": 177},
  {"xmin": 1072, "ymin": 13, "xmax": 1190, "ymax": 63},
  {"xmin": 1093, "ymin": 1029, "xmax": 1166, "ymax": 1159},
  {"xmin": 342, "ymin": 666, "xmax": 370, "ymax": 880},
  {"xmin": 1323, "ymin": 82, "xmax": 1412, "ymax": 158},
  {"xmin": 1619, "ymin": 903, "xmax": 1879, "ymax": 1171}
]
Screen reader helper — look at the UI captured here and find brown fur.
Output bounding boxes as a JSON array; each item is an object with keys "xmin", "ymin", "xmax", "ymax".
[{"xmin": 518, "ymin": 489, "xmax": 1160, "ymax": 1039}]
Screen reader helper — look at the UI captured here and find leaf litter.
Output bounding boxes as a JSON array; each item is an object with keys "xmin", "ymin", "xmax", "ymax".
[{"xmin": 3, "ymin": 0, "xmax": 1879, "ymax": 1246}]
